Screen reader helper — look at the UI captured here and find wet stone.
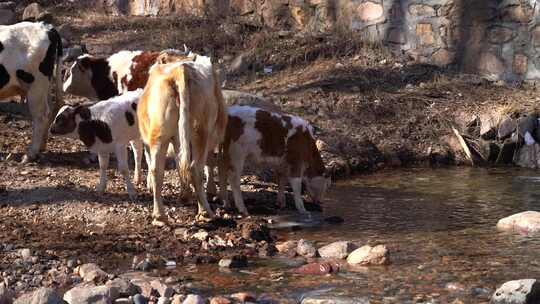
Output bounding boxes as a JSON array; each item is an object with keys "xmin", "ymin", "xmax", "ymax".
[
  {"xmin": 294, "ymin": 261, "xmax": 339, "ymax": 275},
  {"xmin": 218, "ymin": 255, "xmax": 248, "ymax": 268},
  {"xmin": 497, "ymin": 211, "xmax": 540, "ymax": 234},
  {"xmin": 347, "ymin": 244, "xmax": 389, "ymax": 265},
  {"xmin": 296, "ymin": 239, "xmax": 317, "ymax": 258},
  {"xmin": 318, "ymin": 241, "xmax": 357, "ymax": 259},
  {"xmin": 491, "ymin": 279, "xmax": 540, "ymax": 303}
]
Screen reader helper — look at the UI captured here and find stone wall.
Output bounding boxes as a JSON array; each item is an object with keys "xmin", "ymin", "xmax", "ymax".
[{"xmin": 100, "ymin": 0, "xmax": 540, "ymax": 81}]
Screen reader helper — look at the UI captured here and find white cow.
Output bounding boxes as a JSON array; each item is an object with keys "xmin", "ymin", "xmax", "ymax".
[{"xmin": 0, "ymin": 22, "xmax": 63, "ymax": 162}]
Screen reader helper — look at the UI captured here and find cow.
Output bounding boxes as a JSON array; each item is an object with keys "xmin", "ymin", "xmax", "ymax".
[
  {"xmin": 0, "ymin": 22, "xmax": 63, "ymax": 162},
  {"xmin": 218, "ymin": 105, "xmax": 331, "ymax": 216},
  {"xmin": 50, "ymin": 89, "xmax": 144, "ymax": 199},
  {"xmin": 137, "ymin": 54, "xmax": 228, "ymax": 225},
  {"xmin": 63, "ymin": 48, "xmax": 190, "ymax": 100}
]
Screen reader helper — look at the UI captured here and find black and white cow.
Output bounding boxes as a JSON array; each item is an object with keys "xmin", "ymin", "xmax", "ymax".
[
  {"xmin": 0, "ymin": 22, "xmax": 63, "ymax": 162},
  {"xmin": 50, "ymin": 89, "xmax": 144, "ymax": 199}
]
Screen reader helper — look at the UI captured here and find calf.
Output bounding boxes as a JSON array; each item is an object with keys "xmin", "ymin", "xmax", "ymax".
[
  {"xmin": 138, "ymin": 54, "xmax": 228, "ymax": 224},
  {"xmin": 219, "ymin": 106, "xmax": 330, "ymax": 215},
  {"xmin": 63, "ymin": 49, "xmax": 189, "ymax": 100},
  {"xmin": 50, "ymin": 89, "xmax": 144, "ymax": 199},
  {"xmin": 0, "ymin": 22, "xmax": 63, "ymax": 162}
]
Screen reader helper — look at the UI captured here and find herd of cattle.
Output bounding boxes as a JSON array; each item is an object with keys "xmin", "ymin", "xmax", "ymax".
[{"xmin": 0, "ymin": 21, "xmax": 330, "ymax": 224}]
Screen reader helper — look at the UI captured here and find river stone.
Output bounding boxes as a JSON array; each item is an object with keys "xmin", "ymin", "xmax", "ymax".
[
  {"xmin": 297, "ymin": 239, "xmax": 317, "ymax": 258},
  {"xmin": 497, "ymin": 211, "xmax": 540, "ymax": 233},
  {"xmin": 182, "ymin": 294, "xmax": 204, "ymax": 304},
  {"xmin": 209, "ymin": 297, "xmax": 231, "ymax": 304},
  {"xmin": 150, "ymin": 280, "xmax": 174, "ymax": 298},
  {"xmin": 347, "ymin": 245, "xmax": 389, "ymax": 265},
  {"xmin": 491, "ymin": 279, "xmax": 540, "ymax": 304},
  {"xmin": 63, "ymin": 285, "xmax": 120, "ymax": 304},
  {"xmin": 15, "ymin": 288, "xmax": 65, "ymax": 304},
  {"xmin": 133, "ymin": 294, "xmax": 147, "ymax": 304},
  {"xmin": 75, "ymin": 263, "xmax": 109, "ymax": 283},
  {"xmin": 317, "ymin": 241, "xmax": 357, "ymax": 259},
  {"xmin": 0, "ymin": 284, "xmax": 15, "ymax": 304},
  {"xmin": 276, "ymin": 240, "xmax": 298, "ymax": 256},
  {"xmin": 114, "ymin": 299, "xmax": 133, "ymax": 304},
  {"xmin": 218, "ymin": 255, "xmax": 247, "ymax": 268},
  {"xmin": 301, "ymin": 296, "xmax": 370, "ymax": 304},
  {"xmin": 106, "ymin": 278, "xmax": 138, "ymax": 297},
  {"xmin": 294, "ymin": 261, "xmax": 340, "ymax": 275}
]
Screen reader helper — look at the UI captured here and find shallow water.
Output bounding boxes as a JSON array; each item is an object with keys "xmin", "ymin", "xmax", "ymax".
[{"xmin": 169, "ymin": 168, "xmax": 540, "ymax": 302}]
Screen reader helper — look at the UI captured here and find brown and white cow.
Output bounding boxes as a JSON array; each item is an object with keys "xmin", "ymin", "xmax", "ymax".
[
  {"xmin": 0, "ymin": 22, "xmax": 63, "ymax": 162},
  {"xmin": 137, "ymin": 54, "xmax": 228, "ymax": 224},
  {"xmin": 219, "ymin": 105, "xmax": 330, "ymax": 215}
]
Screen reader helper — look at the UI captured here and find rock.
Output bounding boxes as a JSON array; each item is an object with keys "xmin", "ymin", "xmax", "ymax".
[
  {"xmin": 228, "ymin": 51, "xmax": 255, "ymax": 75},
  {"xmin": 0, "ymin": 8, "xmax": 15, "ymax": 25},
  {"xmin": 15, "ymin": 288, "xmax": 65, "ymax": 304},
  {"xmin": 157, "ymin": 297, "xmax": 171, "ymax": 304},
  {"xmin": 432, "ymin": 49, "xmax": 455, "ymax": 67},
  {"xmin": 18, "ymin": 248, "xmax": 32, "ymax": 259},
  {"xmin": 133, "ymin": 294, "xmax": 147, "ymax": 304},
  {"xmin": 0, "ymin": 284, "xmax": 15, "ymax": 304},
  {"xmin": 513, "ymin": 54, "xmax": 528, "ymax": 75},
  {"xmin": 241, "ymin": 222, "xmax": 271, "ymax": 242},
  {"xmin": 171, "ymin": 295, "xmax": 185, "ymax": 304},
  {"xmin": 258, "ymin": 243, "xmax": 278, "ymax": 257},
  {"xmin": 63, "ymin": 285, "xmax": 120, "ymax": 304},
  {"xmin": 498, "ymin": 118, "xmax": 517, "ymax": 140},
  {"xmin": 294, "ymin": 261, "xmax": 339, "ymax": 275},
  {"xmin": 275, "ymin": 240, "xmax": 298, "ymax": 256},
  {"xmin": 296, "ymin": 239, "xmax": 317, "ymax": 258},
  {"xmin": 478, "ymin": 52, "xmax": 505, "ymax": 80},
  {"xmin": 347, "ymin": 245, "xmax": 388, "ymax": 265},
  {"xmin": 301, "ymin": 296, "xmax": 370, "ymax": 304},
  {"xmin": 150, "ymin": 280, "xmax": 174, "ymax": 298},
  {"xmin": 230, "ymin": 292, "xmax": 256, "ymax": 302},
  {"xmin": 218, "ymin": 255, "xmax": 247, "ymax": 268},
  {"xmin": 191, "ymin": 230, "xmax": 209, "ymax": 241},
  {"xmin": 491, "ymin": 279, "xmax": 540, "ymax": 304},
  {"xmin": 446, "ymin": 282, "xmax": 466, "ymax": 293},
  {"xmin": 22, "ymin": 3, "xmax": 53, "ymax": 23},
  {"xmin": 106, "ymin": 278, "xmax": 138, "ymax": 297},
  {"xmin": 209, "ymin": 297, "xmax": 231, "ymax": 304},
  {"xmin": 409, "ymin": 4, "xmax": 436, "ymax": 16},
  {"xmin": 356, "ymin": 2, "xmax": 384, "ymax": 22},
  {"xmin": 487, "ymin": 26, "xmax": 515, "ymax": 44},
  {"xmin": 115, "ymin": 299, "xmax": 133, "ymax": 304},
  {"xmin": 75, "ymin": 263, "xmax": 109, "ymax": 283},
  {"xmin": 317, "ymin": 241, "xmax": 357, "ymax": 259},
  {"xmin": 497, "ymin": 211, "xmax": 540, "ymax": 234},
  {"xmin": 480, "ymin": 113, "xmax": 502, "ymax": 140},
  {"xmin": 182, "ymin": 294, "xmax": 204, "ymax": 304},
  {"xmin": 416, "ymin": 23, "xmax": 435, "ymax": 46}
]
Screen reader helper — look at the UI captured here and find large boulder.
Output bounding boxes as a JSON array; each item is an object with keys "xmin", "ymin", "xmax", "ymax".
[
  {"xmin": 317, "ymin": 241, "xmax": 357, "ymax": 259},
  {"xmin": 347, "ymin": 245, "xmax": 389, "ymax": 265},
  {"xmin": 63, "ymin": 285, "xmax": 119, "ymax": 304},
  {"xmin": 491, "ymin": 279, "xmax": 540, "ymax": 304},
  {"xmin": 497, "ymin": 211, "xmax": 540, "ymax": 234},
  {"xmin": 14, "ymin": 288, "xmax": 65, "ymax": 304}
]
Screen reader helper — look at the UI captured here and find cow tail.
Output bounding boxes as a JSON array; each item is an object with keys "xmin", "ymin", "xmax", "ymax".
[
  {"xmin": 51, "ymin": 28, "xmax": 64, "ymax": 111},
  {"xmin": 176, "ymin": 65, "xmax": 192, "ymax": 186},
  {"xmin": 213, "ymin": 67, "xmax": 228, "ymax": 144}
]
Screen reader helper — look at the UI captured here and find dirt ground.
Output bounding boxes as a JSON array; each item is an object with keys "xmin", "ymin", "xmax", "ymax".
[{"xmin": 1, "ymin": 1, "xmax": 540, "ymax": 298}]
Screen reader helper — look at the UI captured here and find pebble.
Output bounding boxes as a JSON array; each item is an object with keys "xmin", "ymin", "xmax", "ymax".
[
  {"xmin": 182, "ymin": 294, "xmax": 204, "ymax": 304},
  {"xmin": 296, "ymin": 239, "xmax": 317, "ymax": 258},
  {"xmin": 133, "ymin": 294, "xmax": 148, "ymax": 304}
]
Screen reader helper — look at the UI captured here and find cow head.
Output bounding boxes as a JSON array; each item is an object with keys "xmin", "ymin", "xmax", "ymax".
[
  {"xmin": 63, "ymin": 55, "xmax": 100, "ymax": 98},
  {"xmin": 50, "ymin": 104, "xmax": 91, "ymax": 138},
  {"xmin": 305, "ymin": 174, "xmax": 331, "ymax": 205}
]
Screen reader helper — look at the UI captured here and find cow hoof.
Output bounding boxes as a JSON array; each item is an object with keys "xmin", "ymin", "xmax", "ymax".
[
  {"xmin": 195, "ymin": 212, "xmax": 214, "ymax": 222},
  {"xmin": 151, "ymin": 218, "xmax": 169, "ymax": 227}
]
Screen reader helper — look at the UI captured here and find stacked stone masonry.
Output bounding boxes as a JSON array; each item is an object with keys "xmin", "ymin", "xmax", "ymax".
[{"xmin": 100, "ymin": 0, "xmax": 540, "ymax": 80}]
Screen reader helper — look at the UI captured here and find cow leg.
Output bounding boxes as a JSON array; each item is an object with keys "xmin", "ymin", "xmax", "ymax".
[
  {"xmin": 289, "ymin": 176, "xmax": 310, "ymax": 216},
  {"xmin": 149, "ymin": 142, "xmax": 168, "ymax": 224},
  {"xmin": 276, "ymin": 171, "xmax": 287, "ymax": 209},
  {"xmin": 116, "ymin": 145, "xmax": 137, "ymax": 200},
  {"xmin": 228, "ymin": 156, "xmax": 248, "ymax": 215},
  {"xmin": 130, "ymin": 140, "xmax": 144, "ymax": 186},
  {"xmin": 23, "ymin": 84, "xmax": 50, "ymax": 162},
  {"xmin": 172, "ymin": 136, "xmax": 191, "ymax": 197},
  {"xmin": 192, "ymin": 164, "xmax": 215, "ymax": 218},
  {"xmin": 96, "ymin": 152, "xmax": 110, "ymax": 194},
  {"xmin": 205, "ymin": 154, "xmax": 217, "ymax": 195},
  {"xmin": 144, "ymin": 145, "xmax": 153, "ymax": 191},
  {"xmin": 217, "ymin": 147, "xmax": 229, "ymax": 208}
]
